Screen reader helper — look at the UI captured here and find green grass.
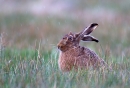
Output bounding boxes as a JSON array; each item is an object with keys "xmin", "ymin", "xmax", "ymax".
[
  {"xmin": 0, "ymin": 1, "xmax": 130, "ymax": 87},
  {"xmin": 0, "ymin": 47, "xmax": 130, "ymax": 88}
]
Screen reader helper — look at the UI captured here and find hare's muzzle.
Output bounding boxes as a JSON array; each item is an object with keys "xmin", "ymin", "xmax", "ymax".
[
  {"xmin": 57, "ymin": 43, "xmax": 64, "ymax": 49},
  {"xmin": 57, "ymin": 40, "xmax": 66, "ymax": 49},
  {"xmin": 57, "ymin": 43, "xmax": 62, "ymax": 49},
  {"xmin": 57, "ymin": 45, "xmax": 60, "ymax": 49}
]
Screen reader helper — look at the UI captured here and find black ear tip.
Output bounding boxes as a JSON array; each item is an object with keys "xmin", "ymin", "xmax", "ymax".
[
  {"xmin": 96, "ymin": 40, "xmax": 99, "ymax": 43},
  {"xmin": 91, "ymin": 23, "xmax": 98, "ymax": 27},
  {"xmin": 94, "ymin": 39, "xmax": 99, "ymax": 43}
]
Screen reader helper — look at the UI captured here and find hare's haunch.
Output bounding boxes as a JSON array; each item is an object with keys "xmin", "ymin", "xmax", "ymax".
[{"xmin": 57, "ymin": 23, "xmax": 109, "ymax": 72}]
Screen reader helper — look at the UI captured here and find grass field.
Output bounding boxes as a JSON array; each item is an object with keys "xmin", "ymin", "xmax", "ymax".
[
  {"xmin": 0, "ymin": 45, "xmax": 130, "ymax": 88},
  {"xmin": 0, "ymin": 0, "xmax": 130, "ymax": 88}
]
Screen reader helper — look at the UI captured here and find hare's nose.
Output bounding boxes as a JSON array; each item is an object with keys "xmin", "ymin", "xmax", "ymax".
[
  {"xmin": 57, "ymin": 44, "xmax": 61, "ymax": 49},
  {"xmin": 57, "ymin": 44, "xmax": 63, "ymax": 49},
  {"xmin": 58, "ymin": 45, "xmax": 60, "ymax": 49}
]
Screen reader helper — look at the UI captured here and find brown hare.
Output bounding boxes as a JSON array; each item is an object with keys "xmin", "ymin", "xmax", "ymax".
[{"xmin": 57, "ymin": 23, "xmax": 109, "ymax": 72}]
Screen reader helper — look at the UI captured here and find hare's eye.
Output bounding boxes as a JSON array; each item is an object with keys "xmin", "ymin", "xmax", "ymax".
[
  {"xmin": 68, "ymin": 37, "xmax": 73, "ymax": 41},
  {"xmin": 63, "ymin": 37, "xmax": 66, "ymax": 39}
]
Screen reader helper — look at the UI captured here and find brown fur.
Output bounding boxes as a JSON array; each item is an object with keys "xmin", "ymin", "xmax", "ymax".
[
  {"xmin": 58, "ymin": 46, "xmax": 106, "ymax": 72},
  {"xmin": 57, "ymin": 23, "xmax": 109, "ymax": 72}
]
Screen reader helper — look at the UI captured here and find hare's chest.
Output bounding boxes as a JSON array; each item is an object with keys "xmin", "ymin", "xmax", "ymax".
[
  {"xmin": 63, "ymin": 48, "xmax": 79, "ymax": 57},
  {"xmin": 59, "ymin": 51, "xmax": 76, "ymax": 62},
  {"xmin": 58, "ymin": 51, "xmax": 77, "ymax": 72}
]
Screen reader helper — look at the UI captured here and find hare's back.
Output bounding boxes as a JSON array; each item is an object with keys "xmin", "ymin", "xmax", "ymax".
[{"xmin": 75, "ymin": 47, "xmax": 100, "ymax": 67}]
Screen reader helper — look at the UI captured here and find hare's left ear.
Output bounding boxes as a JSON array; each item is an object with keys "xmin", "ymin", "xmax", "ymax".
[
  {"xmin": 75, "ymin": 23, "xmax": 98, "ymax": 42},
  {"xmin": 69, "ymin": 32, "xmax": 73, "ymax": 35},
  {"xmin": 82, "ymin": 35, "xmax": 99, "ymax": 43},
  {"xmin": 82, "ymin": 23, "xmax": 98, "ymax": 35}
]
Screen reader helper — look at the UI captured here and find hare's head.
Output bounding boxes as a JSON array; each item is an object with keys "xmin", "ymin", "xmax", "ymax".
[
  {"xmin": 57, "ymin": 32, "xmax": 77, "ymax": 51},
  {"xmin": 57, "ymin": 23, "xmax": 99, "ymax": 51}
]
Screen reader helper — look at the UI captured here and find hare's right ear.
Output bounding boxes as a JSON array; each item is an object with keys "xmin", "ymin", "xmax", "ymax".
[
  {"xmin": 82, "ymin": 23, "xmax": 98, "ymax": 35},
  {"xmin": 82, "ymin": 35, "xmax": 99, "ymax": 43},
  {"xmin": 76, "ymin": 23, "xmax": 98, "ymax": 42}
]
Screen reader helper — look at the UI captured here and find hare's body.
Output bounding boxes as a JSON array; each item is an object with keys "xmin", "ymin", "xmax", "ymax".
[
  {"xmin": 58, "ymin": 46, "xmax": 105, "ymax": 72},
  {"xmin": 57, "ymin": 23, "xmax": 109, "ymax": 72}
]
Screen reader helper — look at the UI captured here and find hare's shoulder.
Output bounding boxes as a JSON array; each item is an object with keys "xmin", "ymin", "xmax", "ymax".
[{"xmin": 77, "ymin": 46, "xmax": 99, "ymax": 59}]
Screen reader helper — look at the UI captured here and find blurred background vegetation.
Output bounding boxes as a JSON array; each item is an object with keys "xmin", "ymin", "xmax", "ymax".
[
  {"xmin": 0, "ymin": 0, "xmax": 130, "ymax": 88},
  {"xmin": 1, "ymin": 0, "xmax": 130, "ymax": 55}
]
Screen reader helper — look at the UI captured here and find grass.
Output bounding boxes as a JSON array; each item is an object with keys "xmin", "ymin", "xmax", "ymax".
[
  {"xmin": 0, "ymin": 14, "xmax": 130, "ymax": 88},
  {"xmin": 0, "ymin": 0, "xmax": 130, "ymax": 87},
  {"xmin": 0, "ymin": 46, "xmax": 130, "ymax": 88},
  {"xmin": 0, "ymin": 13, "xmax": 130, "ymax": 88}
]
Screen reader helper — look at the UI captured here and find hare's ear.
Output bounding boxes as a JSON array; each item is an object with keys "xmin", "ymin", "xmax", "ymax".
[
  {"xmin": 75, "ymin": 23, "xmax": 98, "ymax": 42},
  {"xmin": 69, "ymin": 32, "xmax": 73, "ymax": 35},
  {"xmin": 82, "ymin": 35, "xmax": 99, "ymax": 43},
  {"xmin": 82, "ymin": 23, "xmax": 98, "ymax": 35}
]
